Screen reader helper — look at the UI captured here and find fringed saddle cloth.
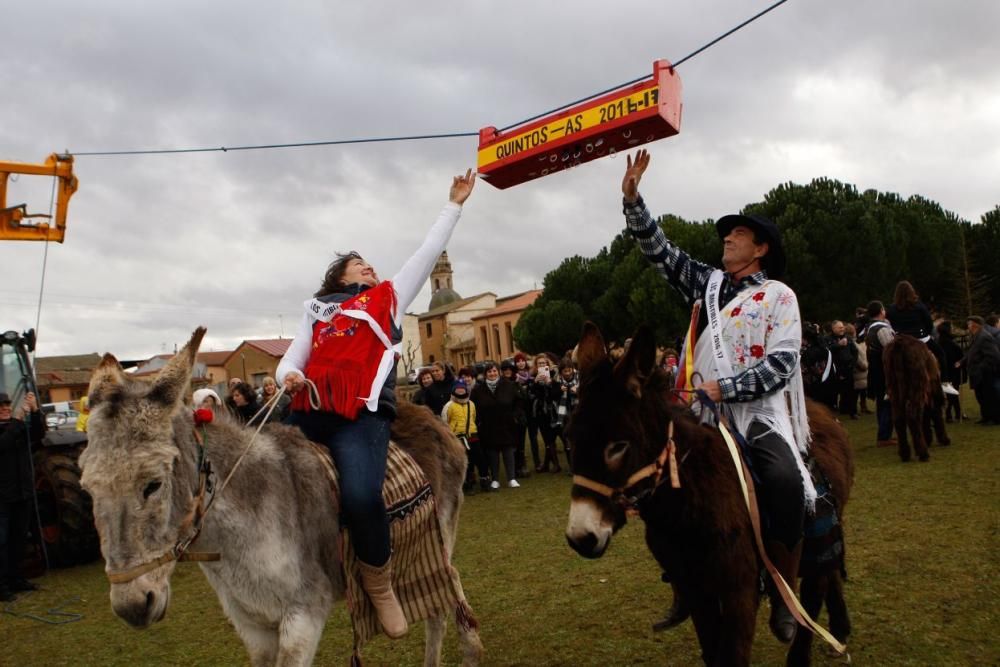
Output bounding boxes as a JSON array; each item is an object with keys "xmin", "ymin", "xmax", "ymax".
[
  {"xmin": 800, "ymin": 457, "xmax": 846, "ymax": 579},
  {"xmin": 309, "ymin": 440, "xmax": 475, "ymax": 654}
]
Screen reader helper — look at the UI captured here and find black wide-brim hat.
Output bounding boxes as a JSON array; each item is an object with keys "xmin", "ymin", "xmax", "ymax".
[{"xmin": 715, "ymin": 213, "xmax": 787, "ymax": 279}]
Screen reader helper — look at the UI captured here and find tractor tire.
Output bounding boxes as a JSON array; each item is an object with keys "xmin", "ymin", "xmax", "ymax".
[{"xmin": 33, "ymin": 446, "xmax": 100, "ymax": 567}]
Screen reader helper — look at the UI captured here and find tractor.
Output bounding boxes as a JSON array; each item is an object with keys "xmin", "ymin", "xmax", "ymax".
[
  {"xmin": 1, "ymin": 155, "xmax": 98, "ymax": 570},
  {"xmin": 1, "ymin": 328, "xmax": 99, "ymax": 569}
]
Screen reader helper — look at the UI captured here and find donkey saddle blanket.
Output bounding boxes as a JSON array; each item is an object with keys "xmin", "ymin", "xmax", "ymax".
[{"xmin": 309, "ymin": 440, "xmax": 471, "ymax": 649}]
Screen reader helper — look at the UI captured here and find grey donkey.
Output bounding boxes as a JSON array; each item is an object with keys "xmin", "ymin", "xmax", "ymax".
[{"xmin": 79, "ymin": 327, "xmax": 483, "ymax": 666}]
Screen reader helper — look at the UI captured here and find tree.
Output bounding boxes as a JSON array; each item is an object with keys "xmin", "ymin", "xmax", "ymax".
[
  {"xmin": 516, "ymin": 179, "xmax": 989, "ymax": 353},
  {"xmin": 513, "ymin": 300, "xmax": 586, "ymax": 357}
]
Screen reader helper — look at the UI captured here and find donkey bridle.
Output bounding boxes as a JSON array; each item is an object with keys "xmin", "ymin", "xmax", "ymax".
[
  {"xmin": 572, "ymin": 421, "xmax": 681, "ymax": 513},
  {"xmin": 105, "ymin": 427, "xmax": 220, "ymax": 585},
  {"xmin": 104, "ymin": 387, "xmax": 292, "ymax": 585}
]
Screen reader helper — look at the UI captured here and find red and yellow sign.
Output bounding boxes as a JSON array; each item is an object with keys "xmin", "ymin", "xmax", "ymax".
[{"xmin": 477, "ymin": 60, "xmax": 682, "ymax": 189}]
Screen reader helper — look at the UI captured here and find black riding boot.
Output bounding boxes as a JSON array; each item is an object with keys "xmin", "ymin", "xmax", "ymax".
[{"xmin": 765, "ymin": 539, "xmax": 803, "ymax": 643}]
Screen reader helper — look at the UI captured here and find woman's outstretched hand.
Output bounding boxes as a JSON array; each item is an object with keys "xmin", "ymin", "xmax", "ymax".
[
  {"xmin": 622, "ymin": 149, "xmax": 650, "ymax": 203},
  {"xmin": 449, "ymin": 168, "xmax": 477, "ymax": 205}
]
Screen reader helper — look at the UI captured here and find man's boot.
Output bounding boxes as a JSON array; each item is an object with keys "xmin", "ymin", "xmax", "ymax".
[
  {"xmin": 357, "ymin": 557, "xmax": 408, "ymax": 639},
  {"xmin": 765, "ymin": 539, "xmax": 803, "ymax": 644}
]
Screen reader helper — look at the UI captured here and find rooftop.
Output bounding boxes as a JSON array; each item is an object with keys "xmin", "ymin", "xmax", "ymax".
[{"xmin": 472, "ymin": 289, "xmax": 542, "ymax": 320}]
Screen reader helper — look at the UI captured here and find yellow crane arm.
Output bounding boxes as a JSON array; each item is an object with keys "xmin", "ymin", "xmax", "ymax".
[{"xmin": 0, "ymin": 153, "xmax": 79, "ymax": 243}]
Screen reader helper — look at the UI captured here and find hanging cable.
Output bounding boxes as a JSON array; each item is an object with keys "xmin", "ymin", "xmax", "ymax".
[
  {"xmin": 498, "ymin": 0, "xmax": 790, "ymax": 131},
  {"xmin": 70, "ymin": 131, "xmax": 479, "ymax": 157},
  {"xmin": 67, "ymin": 0, "xmax": 791, "ymax": 157},
  {"xmin": 31, "ymin": 168, "xmax": 58, "ymax": 366}
]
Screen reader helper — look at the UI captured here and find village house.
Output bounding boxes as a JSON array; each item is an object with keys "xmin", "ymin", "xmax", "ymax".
[
  {"xmin": 223, "ymin": 339, "xmax": 292, "ymax": 389},
  {"xmin": 34, "ymin": 353, "xmax": 102, "ymax": 407},
  {"xmin": 471, "ymin": 289, "xmax": 542, "ymax": 361}
]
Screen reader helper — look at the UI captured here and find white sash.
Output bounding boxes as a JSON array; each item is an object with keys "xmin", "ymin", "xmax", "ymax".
[{"xmin": 705, "ymin": 270, "xmax": 735, "ymax": 381}]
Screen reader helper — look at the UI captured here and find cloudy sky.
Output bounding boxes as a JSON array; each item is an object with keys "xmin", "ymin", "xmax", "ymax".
[{"xmin": 2, "ymin": 0, "xmax": 996, "ymax": 360}]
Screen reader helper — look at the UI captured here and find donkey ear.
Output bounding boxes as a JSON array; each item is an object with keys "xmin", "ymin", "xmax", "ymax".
[
  {"xmin": 148, "ymin": 327, "xmax": 207, "ymax": 408},
  {"xmin": 88, "ymin": 353, "xmax": 126, "ymax": 408},
  {"xmin": 576, "ymin": 321, "xmax": 608, "ymax": 378},
  {"xmin": 613, "ymin": 325, "xmax": 658, "ymax": 399}
]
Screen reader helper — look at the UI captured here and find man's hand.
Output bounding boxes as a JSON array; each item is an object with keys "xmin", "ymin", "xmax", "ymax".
[
  {"xmin": 284, "ymin": 372, "xmax": 305, "ymax": 394},
  {"xmin": 15, "ymin": 392, "xmax": 38, "ymax": 419},
  {"xmin": 449, "ymin": 169, "xmax": 477, "ymax": 205},
  {"xmin": 622, "ymin": 149, "xmax": 650, "ymax": 203},
  {"xmin": 699, "ymin": 380, "xmax": 723, "ymax": 403}
]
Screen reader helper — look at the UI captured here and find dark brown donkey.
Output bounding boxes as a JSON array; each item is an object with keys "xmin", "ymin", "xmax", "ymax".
[
  {"xmin": 564, "ymin": 323, "xmax": 854, "ymax": 667},
  {"xmin": 883, "ymin": 334, "xmax": 950, "ymax": 462}
]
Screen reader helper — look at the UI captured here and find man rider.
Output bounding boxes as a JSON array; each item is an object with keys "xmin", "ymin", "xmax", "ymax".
[{"xmin": 620, "ymin": 149, "xmax": 814, "ymax": 643}]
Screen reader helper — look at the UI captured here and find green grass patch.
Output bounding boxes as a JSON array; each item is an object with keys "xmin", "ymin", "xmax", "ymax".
[{"xmin": 2, "ymin": 408, "xmax": 997, "ymax": 665}]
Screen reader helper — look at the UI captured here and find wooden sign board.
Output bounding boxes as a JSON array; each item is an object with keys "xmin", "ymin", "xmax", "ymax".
[{"xmin": 477, "ymin": 60, "xmax": 682, "ymax": 189}]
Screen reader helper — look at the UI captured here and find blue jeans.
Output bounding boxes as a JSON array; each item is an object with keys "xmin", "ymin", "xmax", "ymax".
[
  {"xmin": 875, "ymin": 395, "xmax": 894, "ymax": 440},
  {"xmin": 287, "ymin": 410, "xmax": 391, "ymax": 566}
]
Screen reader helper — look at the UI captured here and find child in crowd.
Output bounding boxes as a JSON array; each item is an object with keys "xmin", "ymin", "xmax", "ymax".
[{"xmin": 444, "ymin": 380, "xmax": 487, "ymax": 494}]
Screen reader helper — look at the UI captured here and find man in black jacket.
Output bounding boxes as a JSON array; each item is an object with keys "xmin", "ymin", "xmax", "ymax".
[
  {"xmin": 0, "ymin": 391, "xmax": 44, "ymax": 601},
  {"xmin": 964, "ymin": 317, "xmax": 1000, "ymax": 424},
  {"xmin": 826, "ymin": 320, "xmax": 859, "ymax": 418}
]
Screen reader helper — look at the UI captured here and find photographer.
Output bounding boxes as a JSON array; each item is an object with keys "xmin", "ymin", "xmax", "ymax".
[{"xmin": 0, "ymin": 391, "xmax": 44, "ymax": 601}]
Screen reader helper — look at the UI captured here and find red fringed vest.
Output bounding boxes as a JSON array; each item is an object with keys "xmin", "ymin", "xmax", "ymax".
[{"xmin": 290, "ymin": 281, "xmax": 397, "ymax": 420}]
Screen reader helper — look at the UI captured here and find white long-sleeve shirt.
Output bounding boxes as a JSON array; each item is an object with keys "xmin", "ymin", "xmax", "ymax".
[{"xmin": 276, "ymin": 202, "xmax": 462, "ymax": 386}]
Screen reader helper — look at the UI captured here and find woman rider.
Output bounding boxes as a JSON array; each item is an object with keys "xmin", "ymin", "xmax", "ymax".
[{"xmin": 276, "ymin": 169, "xmax": 476, "ymax": 638}]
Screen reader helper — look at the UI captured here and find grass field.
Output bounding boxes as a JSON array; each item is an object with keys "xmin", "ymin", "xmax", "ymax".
[{"xmin": 2, "ymin": 403, "xmax": 997, "ymax": 666}]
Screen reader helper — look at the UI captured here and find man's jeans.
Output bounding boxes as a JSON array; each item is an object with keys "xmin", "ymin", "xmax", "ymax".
[
  {"xmin": 287, "ymin": 410, "xmax": 391, "ymax": 566},
  {"xmin": 875, "ymin": 395, "xmax": 894, "ymax": 440}
]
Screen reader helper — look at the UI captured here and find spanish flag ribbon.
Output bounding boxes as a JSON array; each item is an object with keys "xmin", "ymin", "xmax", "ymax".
[{"xmin": 673, "ymin": 299, "xmax": 702, "ymax": 402}]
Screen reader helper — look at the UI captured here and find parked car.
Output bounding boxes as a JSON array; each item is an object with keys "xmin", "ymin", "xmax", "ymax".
[{"xmin": 42, "ymin": 402, "xmax": 80, "ymax": 431}]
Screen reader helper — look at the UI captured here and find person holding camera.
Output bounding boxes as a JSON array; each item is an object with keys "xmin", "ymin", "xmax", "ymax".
[{"xmin": 0, "ymin": 391, "xmax": 44, "ymax": 601}]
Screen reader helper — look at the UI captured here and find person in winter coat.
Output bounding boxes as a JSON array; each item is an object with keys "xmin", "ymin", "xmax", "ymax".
[
  {"xmin": 0, "ymin": 391, "xmax": 44, "ymax": 601},
  {"xmin": 471, "ymin": 361, "xmax": 521, "ymax": 489},
  {"xmin": 937, "ymin": 320, "xmax": 966, "ymax": 422},
  {"xmin": 260, "ymin": 376, "xmax": 291, "ymax": 423},
  {"xmin": 228, "ymin": 382, "xmax": 260, "ymax": 423},
  {"xmin": 887, "ymin": 280, "xmax": 944, "ymax": 369},
  {"xmin": 552, "ymin": 359, "xmax": 579, "ymax": 467},
  {"xmin": 421, "ymin": 362, "xmax": 454, "ymax": 417},
  {"xmin": 528, "ymin": 355, "xmax": 563, "ymax": 472},
  {"xmin": 511, "ymin": 353, "xmax": 539, "ymax": 473},
  {"xmin": 865, "ymin": 301, "xmax": 896, "ymax": 445},
  {"xmin": 962, "ymin": 316, "xmax": 1000, "ymax": 424},
  {"xmin": 801, "ymin": 323, "xmax": 837, "ymax": 411},
  {"xmin": 443, "ymin": 380, "xmax": 486, "ymax": 494},
  {"xmin": 501, "ymin": 358, "xmax": 530, "ymax": 478},
  {"xmin": 846, "ymin": 324, "xmax": 870, "ymax": 414},
  {"xmin": 826, "ymin": 320, "xmax": 859, "ymax": 418}
]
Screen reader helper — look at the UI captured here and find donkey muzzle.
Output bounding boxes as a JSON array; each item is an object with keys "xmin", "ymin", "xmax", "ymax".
[
  {"xmin": 566, "ymin": 498, "xmax": 613, "ymax": 558},
  {"xmin": 111, "ymin": 580, "xmax": 170, "ymax": 627}
]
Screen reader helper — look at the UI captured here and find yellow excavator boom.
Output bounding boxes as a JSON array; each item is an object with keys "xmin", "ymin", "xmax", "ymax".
[{"xmin": 0, "ymin": 153, "xmax": 78, "ymax": 243}]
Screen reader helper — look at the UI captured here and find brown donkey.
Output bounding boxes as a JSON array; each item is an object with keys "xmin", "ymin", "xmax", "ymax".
[
  {"xmin": 79, "ymin": 327, "xmax": 482, "ymax": 667},
  {"xmin": 883, "ymin": 334, "xmax": 950, "ymax": 462},
  {"xmin": 565, "ymin": 323, "xmax": 853, "ymax": 667}
]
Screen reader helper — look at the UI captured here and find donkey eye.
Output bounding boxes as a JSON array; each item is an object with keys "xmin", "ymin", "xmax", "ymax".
[
  {"xmin": 608, "ymin": 440, "xmax": 629, "ymax": 456},
  {"xmin": 604, "ymin": 440, "xmax": 630, "ymax": 468},
  {"xmin": 143, "ymin": 480, "xmax": 163, "ymax": 499}
]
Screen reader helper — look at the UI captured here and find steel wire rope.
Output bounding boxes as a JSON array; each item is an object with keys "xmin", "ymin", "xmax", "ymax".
[{"xmin": 66, "ymin": 0, "xmax": 791, "ymax": 157}]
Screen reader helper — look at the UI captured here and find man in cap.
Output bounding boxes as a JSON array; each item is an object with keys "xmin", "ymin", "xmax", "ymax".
[
  {"xmin": 619, "ymin": 149, "xmax": 813, "ymax": 643},
  {"xmin": 0, "ymin": 391, "xmax": 44, "ymax": 601}
]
